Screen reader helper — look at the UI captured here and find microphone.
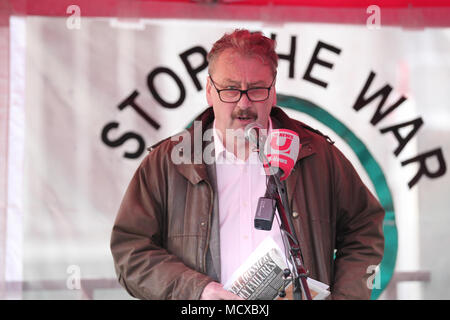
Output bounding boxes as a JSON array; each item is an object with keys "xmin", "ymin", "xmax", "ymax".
[
  {"xmin": 245, "ymin": 123, "xmax": 275, "ymax": 231},
  {"xmin": 254, "ymin": 175, "xmax": 278, "ymax": 231},
  {"xmin": 245, "ymin": 122, "xmax": 301, "ymax": 181},
  {"xmin": 245, "ymin": 123, "xmax": 301, "ymax": 231},
  {"xmin": 244, "ymin": 122, "xmax": 266, "ymax": 150}
]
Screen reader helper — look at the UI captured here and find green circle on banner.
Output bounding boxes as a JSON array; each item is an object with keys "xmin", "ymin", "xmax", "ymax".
[{"xmin": 277, "ymin": 93, "xmax": 398, "ymax": 300}]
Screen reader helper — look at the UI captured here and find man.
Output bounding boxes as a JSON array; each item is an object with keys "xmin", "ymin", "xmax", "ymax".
[{"xmin": 110, "ymin": 29, "xmax": 385, "ymax": 300}]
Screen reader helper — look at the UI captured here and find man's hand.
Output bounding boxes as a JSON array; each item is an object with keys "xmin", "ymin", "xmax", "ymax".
[{"xmin": 200, "ymin": 282, "xmax": 244, "ymax": 300}]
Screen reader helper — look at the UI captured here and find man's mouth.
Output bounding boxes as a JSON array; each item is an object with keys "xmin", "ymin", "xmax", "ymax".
[
  {"xmin": 237, "ymin": 116, "xmax": 253, "ymax": 121},
  {"xmin": 232, "ymin": 109, "xmax": 257, "ymax": 124}
]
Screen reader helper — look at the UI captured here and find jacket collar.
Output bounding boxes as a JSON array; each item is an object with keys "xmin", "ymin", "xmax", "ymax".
[
  {"xmin": 173, "ymin": 108, "xmax": 214, "ymax": 185},
  {"xmin": 174, "ymin": 106, "xmax": 316, "ymax": 185}
]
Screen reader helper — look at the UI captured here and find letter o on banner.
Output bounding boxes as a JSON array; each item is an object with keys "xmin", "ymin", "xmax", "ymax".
[{"xmin": 147, "ymin": 67, "xmax": 186, "ymax": 108}]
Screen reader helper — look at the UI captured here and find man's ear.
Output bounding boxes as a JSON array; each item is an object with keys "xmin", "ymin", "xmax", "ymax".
[{"xmin": 206, "ymin": 77, "xmax": 213, "ymax": 106}]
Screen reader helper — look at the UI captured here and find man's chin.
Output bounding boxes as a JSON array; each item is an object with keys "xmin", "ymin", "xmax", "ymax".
[
  {"xmin": 224, "ymin": 126, "xmax": 246, "ymax": 140},
  {"xmin": 231, "ymin": 118, "xmax": 259, "ymax": 131}
]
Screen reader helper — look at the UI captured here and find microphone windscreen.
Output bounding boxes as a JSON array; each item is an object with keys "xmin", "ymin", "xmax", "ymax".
[{"xmin": 264, "ymin": 129, "xmax": 301, "ymax": 181}]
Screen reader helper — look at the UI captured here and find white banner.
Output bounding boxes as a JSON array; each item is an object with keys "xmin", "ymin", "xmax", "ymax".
[{"xmin": 7, "ymin": 17, "xmax": 450, "ymax": 299}]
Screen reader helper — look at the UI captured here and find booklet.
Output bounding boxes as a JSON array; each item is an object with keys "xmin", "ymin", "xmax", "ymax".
[{"xmin": 223, "ymin": 237, "xmax": 330, "ymax": 300}]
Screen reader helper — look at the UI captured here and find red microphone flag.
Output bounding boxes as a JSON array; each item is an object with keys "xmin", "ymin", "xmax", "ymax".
[{"xmin": 264, "ymin": 129, "xmax": 301, "ymax": 181}]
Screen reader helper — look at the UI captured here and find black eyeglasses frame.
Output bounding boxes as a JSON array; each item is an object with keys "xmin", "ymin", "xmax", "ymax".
[{"xmin": 208, "ymin": 74, "xmax": 276, "ymax": 103}]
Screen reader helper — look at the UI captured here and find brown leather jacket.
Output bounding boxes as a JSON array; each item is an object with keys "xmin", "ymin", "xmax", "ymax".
[{"xmin": 110, "ymin": 106, "xmax": 385, "ymax": 300}]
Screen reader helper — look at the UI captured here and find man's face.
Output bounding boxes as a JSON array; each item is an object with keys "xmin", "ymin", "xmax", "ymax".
[{"xmin": 206, "ymin": 49, "xmax": 276, "ymax": 138}]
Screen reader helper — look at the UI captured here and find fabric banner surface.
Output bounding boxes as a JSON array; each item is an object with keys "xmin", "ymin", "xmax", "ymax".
[{"xmin": 7, "ymin": 17, "xmax": 450, "ymax": 299}]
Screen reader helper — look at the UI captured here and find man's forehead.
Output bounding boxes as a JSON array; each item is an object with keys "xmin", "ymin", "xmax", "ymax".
[
  {"xmin": 218, "ymin": 49, "xmax": 267, "ymax": 66},
  {"xmin": 221, "ymin": 77, "xmax": 268, "ymax": 86},
  {"xmin": 212, "ymin": 50, "xmax": 273, "ymax": 83}
]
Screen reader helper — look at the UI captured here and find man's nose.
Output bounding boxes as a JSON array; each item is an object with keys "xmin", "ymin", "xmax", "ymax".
[{"xmin": 237, "ymin": 92, "xmax": 251, "ymax": 109}]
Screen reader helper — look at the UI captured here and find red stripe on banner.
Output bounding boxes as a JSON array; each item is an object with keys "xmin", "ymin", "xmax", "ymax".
[
  {"xmin": 0, "ymin": 0, "xmax": 449, "ymax": 27},
  {"xmin": 2, "ymin": 0, "xmax": 450, "ymax": 27},
  {"xmin": 213, "ymin": 0, "xmax": 450, "ymax": 7},
  {"xmin": 5, "ymin": 0, "xmax": 450, "ymax": 13}
]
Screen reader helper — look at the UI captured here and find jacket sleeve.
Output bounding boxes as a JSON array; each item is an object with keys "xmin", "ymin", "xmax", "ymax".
[
  {"xmin": 110, "ymin": 149, "xmax": 213, "ymax": 300},
  {"xmin": 330, "ymin": 145, "xmax": 385, "ymax": 300}
]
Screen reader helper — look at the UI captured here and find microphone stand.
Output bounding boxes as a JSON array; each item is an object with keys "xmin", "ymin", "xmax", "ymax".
[{"xmin": 256, "ymin": 144, "xmax": 312, "ymax": 301}]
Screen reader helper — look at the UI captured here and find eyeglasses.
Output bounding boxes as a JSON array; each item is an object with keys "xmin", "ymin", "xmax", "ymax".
[{"xmin": 209, "ymin": 74, "xmax": 276, "ymax": 103}]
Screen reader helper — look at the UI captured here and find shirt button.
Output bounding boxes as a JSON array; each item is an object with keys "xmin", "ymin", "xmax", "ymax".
[
  {"xmin": 200, "ymin": 221, "xmax": 206, "ymax": 227},
  {"xmin": 292, "ymin": 211, "xmax": 300, "ymax": 219}
]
